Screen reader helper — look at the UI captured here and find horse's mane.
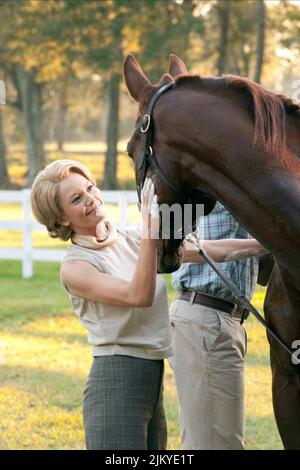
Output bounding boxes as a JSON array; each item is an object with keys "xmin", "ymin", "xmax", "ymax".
[{"xmin": 175, "ymin": 75, "xmax": 300, "ymax": 160}]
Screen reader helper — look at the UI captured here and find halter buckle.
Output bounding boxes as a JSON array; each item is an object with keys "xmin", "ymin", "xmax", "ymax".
[
  {"xmin": 147, "ymin": 145, "xmax": 153, "ymax": 155},
  {"xmin": 141, "ymin": 114, "xmax": 151, "ymax": 133}
]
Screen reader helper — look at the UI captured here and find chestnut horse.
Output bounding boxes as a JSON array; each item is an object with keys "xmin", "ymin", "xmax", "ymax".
[{"xmin": 123, "ymin": 54, "xmax": 300, "ymax": 449}]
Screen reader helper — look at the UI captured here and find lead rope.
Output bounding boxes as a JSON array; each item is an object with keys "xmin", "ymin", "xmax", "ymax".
[{"xmin": 185, "ymin": 231, "xmax": 293, "ymax": 356}]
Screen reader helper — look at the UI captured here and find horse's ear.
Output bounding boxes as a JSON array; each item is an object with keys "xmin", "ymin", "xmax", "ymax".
[
  {"xmin": 123, "ymin": 54, "xmax": 152, "ymax": 103},
  {"xmin": 168, "ymin": 54, "xmax": 188, "ymax": 77},
  {"xmin": 158, "ymin": 73, "xmax": 173, "ymax": 85}
]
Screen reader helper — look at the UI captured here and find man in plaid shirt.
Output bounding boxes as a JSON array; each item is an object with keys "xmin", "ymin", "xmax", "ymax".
[{"xmin": 169, "ymin": 201, "xmax": 260, "ymax": 450}]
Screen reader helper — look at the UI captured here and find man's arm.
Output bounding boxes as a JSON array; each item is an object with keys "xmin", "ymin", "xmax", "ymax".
[{"xmin": 182, "ymin": 238, "xmax": 268, "ymax": 264}]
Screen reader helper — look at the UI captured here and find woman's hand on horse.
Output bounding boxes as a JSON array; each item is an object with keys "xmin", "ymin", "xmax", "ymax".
[{"xmin": 141, "ymin": 178, "xmax": 159, "ymax": 239}]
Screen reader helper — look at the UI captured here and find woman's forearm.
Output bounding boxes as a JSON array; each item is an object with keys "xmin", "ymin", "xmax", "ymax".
[
  {"xmin": 128, "ymin": 238, "xmax": 157, "ymax": 307},
  {"xmin": 182, "ymin": 238, "xmax": 268, "ymax": 264},
  {"xmin": 128, "ymin": 178, "xmax": 158, "ymax": 307}
]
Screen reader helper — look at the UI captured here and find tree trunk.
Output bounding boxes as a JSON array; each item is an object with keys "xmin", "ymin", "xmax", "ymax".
[
  {"xmin": 254, "ymin": 0, "xmax": 265, "ymax": 83},
  {"xmin": 55, "ymin": 77, "xmax": 69, "ymax": 152},
  {"xmin": 13, "ymin": 65, "xmax": 45, "ymax": 186},
  {"xmin": 103, "ymin": 73, "xmax": 120, "ymax": 190},
  {"xmin": 0, "ymin": 107, "xmax": 9, "ymax": 186},
  {"xmin": 216, "ymin": 1, "xmax": 231, "ymax": 75}
]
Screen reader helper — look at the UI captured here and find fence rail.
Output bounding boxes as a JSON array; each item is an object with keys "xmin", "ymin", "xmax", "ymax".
[{"xmin": 0, "ymin": 189, "xmax": 138, "ymax": 279}]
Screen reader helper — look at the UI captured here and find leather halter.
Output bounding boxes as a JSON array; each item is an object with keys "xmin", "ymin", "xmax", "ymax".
[
  {"xmin": 137, "ymin": 80, "xmax": 190, "ymax": 204},
  {"xmin": 135, "ymin": 80, "xmax": 217, "ymax": 237}
]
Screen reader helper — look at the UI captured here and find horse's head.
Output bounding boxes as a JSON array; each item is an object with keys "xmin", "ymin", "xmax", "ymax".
[{"xmin": 123, "ymin": 54, "xmax": 216, "ymax": 273}]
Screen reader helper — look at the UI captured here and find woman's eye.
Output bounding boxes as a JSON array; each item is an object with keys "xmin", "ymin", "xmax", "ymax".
[
  {"xmin": 88, "ymin": 184, "xmax": 94, "ymax": 191},
  {"xmin": 72, "ymin": 196, "xmax": 81, "ymax": 204}
]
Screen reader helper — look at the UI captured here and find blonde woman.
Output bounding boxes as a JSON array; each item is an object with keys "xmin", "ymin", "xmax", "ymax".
[
  {"xmin": 31, "ymin": 159, "xmax": 266, "ymax": 450},
  {"xmin": 31, "ymin": 159, "xmax": 170, "ymax": 450}
]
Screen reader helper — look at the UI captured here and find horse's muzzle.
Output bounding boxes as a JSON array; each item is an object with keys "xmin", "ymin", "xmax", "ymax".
[{"xmin": 157, "ymin": 252, "xmax": 182, "ymax": 274}]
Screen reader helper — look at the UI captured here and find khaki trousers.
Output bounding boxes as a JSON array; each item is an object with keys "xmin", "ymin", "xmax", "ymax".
[{"xmin": 169, "ymin": 298, "xmax": 247, "ymax": 450}]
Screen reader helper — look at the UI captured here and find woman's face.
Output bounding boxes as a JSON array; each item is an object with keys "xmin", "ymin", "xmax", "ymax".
[{"xmin": 58, "ymin": 172, "xmax": 105, "ymax": 236}]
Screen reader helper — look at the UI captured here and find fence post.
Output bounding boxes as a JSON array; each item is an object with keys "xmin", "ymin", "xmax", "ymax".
[
  {"xmin": 118, "ymin": 193, "xmax": 128, "ymax": 227},
  {"xmin": 22, "ymin": 188, "xmax": 33, "ymax": 279}
]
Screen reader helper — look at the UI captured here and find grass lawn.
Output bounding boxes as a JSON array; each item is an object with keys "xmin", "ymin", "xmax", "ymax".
[{"xmin": 0, "ymin": 259, "xmax": 282, "ymax": 450}]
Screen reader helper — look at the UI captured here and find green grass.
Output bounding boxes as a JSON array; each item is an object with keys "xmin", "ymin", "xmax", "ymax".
[{"xmin": 0, "ymin": 259, "xmax": 282, "ymax": 450}]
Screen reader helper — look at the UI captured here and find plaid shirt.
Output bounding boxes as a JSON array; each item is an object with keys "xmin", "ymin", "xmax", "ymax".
[{"xmin": 172, "ymin": 202, "xmax": 259, "ymax": 302}]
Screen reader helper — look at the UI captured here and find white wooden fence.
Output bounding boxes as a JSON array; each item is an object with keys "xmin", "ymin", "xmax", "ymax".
[{"xmin": 0, "ymin": 189, "xmax": 138, "ymax": 279}]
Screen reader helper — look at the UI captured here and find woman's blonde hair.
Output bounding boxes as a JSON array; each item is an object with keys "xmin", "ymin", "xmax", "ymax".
[{"xmin": 31, "ymin": 159, "xmax": 96, "ymax": 241}]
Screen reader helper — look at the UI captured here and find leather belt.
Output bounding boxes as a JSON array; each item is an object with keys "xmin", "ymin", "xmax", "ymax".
[{"xmin": 177, "ymin": 290, "xmax": 249, "ymax": 323}]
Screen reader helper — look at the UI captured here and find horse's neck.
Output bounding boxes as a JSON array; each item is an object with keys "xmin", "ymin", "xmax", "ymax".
[{"xmin": 187, "ymin": 152, "xmax": 300, "ymax": 285}]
